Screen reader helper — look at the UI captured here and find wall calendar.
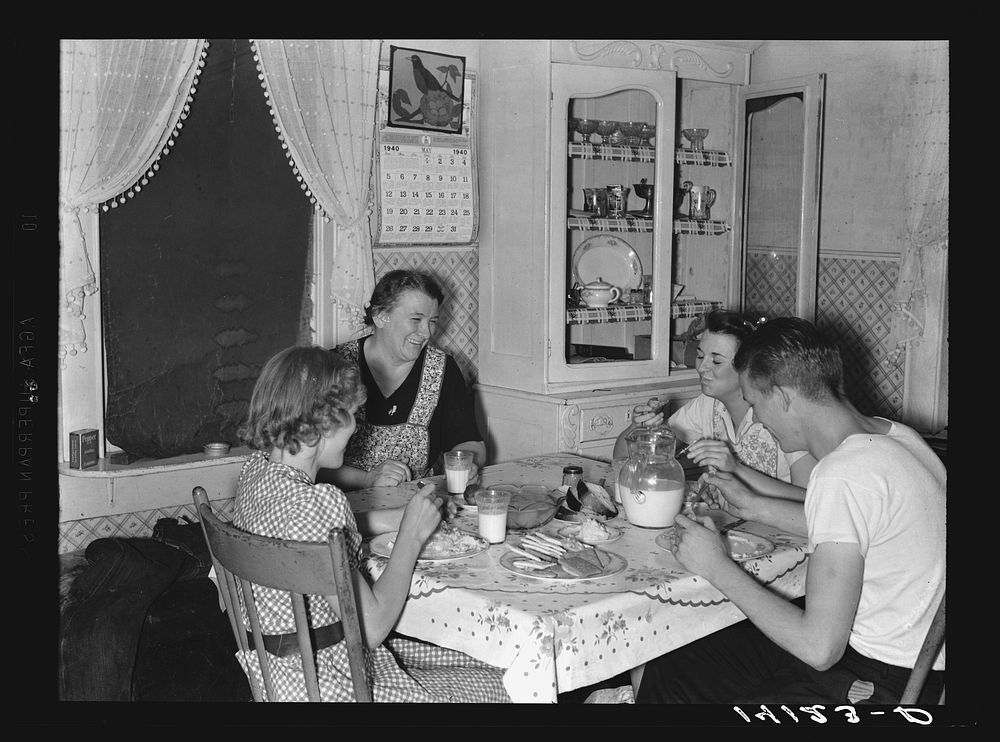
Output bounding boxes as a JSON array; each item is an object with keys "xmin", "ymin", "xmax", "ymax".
[{"xmin": 374, "ymin": 67, "xmax": 478, "ymax": 246}]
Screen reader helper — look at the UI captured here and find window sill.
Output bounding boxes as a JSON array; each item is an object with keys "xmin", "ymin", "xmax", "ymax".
[
  {"xmin": 60, "ymin": 448, "xmax": 251, "ymax": 522},
  {"xmin": 59, "ymin": 446, "xmax": 252, "ymax": 478}
]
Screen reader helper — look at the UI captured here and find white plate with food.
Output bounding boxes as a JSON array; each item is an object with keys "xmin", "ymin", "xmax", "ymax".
[
  {"xmin": 499, "ymin": 546, "xmax": 627, "ymax": 581},
  {"xmin": 369, "ymin": 527, "xmax": 488, "ymax": 562},
  {"xmin": 558, "ymin": 519, "xmax": 623, "ymax": 545},
  {"xmin": 655, "ymin": 528, "xmax": 775, "ymax": 562},
  {"xmin": 572, "ymin": 234, "xmax": 643, "ymax": 292}
]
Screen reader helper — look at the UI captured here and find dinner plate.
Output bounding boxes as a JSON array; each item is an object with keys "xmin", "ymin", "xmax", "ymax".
[
  {"xmin": 572, "ymin": 234, "xmax": 643, "ymax": 292},
  {"xmin": 369, "ymin": 529, "xmax": 488, "ymax": 562},
  {"xmin": 655, "ymin": 528, "xmax": 775, "ymax": 562},
  {"xmin": 558, "ymin": 523, "xmax": 623, "ymax": 545},
  {"xmin": 499, "ymin": 548, "xmax": 627, "ymax": 581}
]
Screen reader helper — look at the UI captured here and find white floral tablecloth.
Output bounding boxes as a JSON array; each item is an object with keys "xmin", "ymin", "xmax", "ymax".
[{"xmin": 349, "ymin": 453, "xmax": 809, "ymax": 704}]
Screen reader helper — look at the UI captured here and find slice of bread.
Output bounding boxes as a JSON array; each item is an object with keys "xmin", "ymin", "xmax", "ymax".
[
  {"xmin": 579, "ymin": 482, "xmax": 619, "ymax": 518},
  {"xmin": 575, "ymin": 546, "xmax": 606, "ymax": 570},
  {"xmin": 588, "ymin": 547, "xmax": 609, "ymax": 569},
  {"xmin": 558, "ymin": 546, "xmax": 609, "ymax": 578}
]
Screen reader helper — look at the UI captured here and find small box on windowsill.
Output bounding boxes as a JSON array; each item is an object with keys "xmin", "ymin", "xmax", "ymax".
[{"xmin": 69, "ymin": 429, "xmax": 99, "ymax": 469}]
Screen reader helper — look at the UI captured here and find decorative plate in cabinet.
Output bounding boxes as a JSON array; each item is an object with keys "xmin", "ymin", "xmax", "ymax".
[{"xmin": 571, "ymin": 235, "xmax": 643, "ymax": 292}]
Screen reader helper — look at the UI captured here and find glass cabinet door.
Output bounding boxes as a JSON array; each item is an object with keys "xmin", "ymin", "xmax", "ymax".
[
  {"xmin": 732, "ymin": 74, "xmax": 825, "ymax": 321},
  {"xmin": 548, "ymin": 64, "xmax": 676, "ymax": 387}
]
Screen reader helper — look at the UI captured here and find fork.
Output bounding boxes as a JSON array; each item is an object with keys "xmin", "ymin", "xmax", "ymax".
[{"xmin": 674, "ymin": 438, "xmax": 701, "ymax": 458}]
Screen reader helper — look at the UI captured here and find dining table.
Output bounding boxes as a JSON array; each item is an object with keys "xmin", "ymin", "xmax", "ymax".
[{"xmin": 347, "ymin": 452, "xmax": 809, "ymax": 704}]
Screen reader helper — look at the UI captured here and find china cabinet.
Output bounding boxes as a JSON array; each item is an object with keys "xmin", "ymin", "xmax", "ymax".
[{"xmin": 474, "ymin": 40, "xmax": 777, "ymax": 462}]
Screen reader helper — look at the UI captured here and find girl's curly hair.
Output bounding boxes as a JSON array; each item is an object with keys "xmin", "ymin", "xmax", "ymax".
[{"xmin": 238, "ymin": 346, "xmax": 366, "ymax": 455}]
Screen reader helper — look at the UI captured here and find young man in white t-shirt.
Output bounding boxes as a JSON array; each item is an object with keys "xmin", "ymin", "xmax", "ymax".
[{"xmin": 636, "ymin": 317, "xmax": 946, "ymax": 704}]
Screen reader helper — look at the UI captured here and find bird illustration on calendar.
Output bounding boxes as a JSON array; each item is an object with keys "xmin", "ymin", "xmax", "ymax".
[{"xmin": 387, "ymin": 46, "xmax": 466, "ymax": 134}]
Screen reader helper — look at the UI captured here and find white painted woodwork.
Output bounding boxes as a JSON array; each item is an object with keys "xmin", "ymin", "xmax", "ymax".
[
  {"xmin": 477, "ymin": 40, "xmax": 753, "ymax": 461},
  {"xmin": 476, "ymin": 382, "xmax": 700, "ymax": 464},
  {"xmin": 549, "ymin": 40, "xmax": 753, "ymax": 85},
  {"xmin": 547, "ymin": 63, "xmax": 676, "ymax": 387},
  {"xmin": 59, "ymin": 449, "xmax": 248, "ymax": 520},
  {"xmin": 731, "ymin": 75, "xmax": 826, "ymax": 318}
]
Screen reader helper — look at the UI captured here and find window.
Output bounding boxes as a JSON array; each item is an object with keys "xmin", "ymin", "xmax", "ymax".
[{"xmin": 58, "ymin": 39, "xmax": 346, "ymax": 463}]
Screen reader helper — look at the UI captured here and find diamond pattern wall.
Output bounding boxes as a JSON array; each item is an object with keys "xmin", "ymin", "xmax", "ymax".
[
  {"xmin": 747, "ymin": 249, "xmax": 903, "ymax": 420},
  {"xmin": 59, "ymin": 498, "xmax": 236, "ymax": 554},
  {"xmin": 816, "ymin": 256, "xmax": 902, "ymax": 419},
  {"xmin": 745, "ymin": 250, "xmax": 798, "ymax": 319},
  {"xmin": 372, "ymin": 247, "xmax": 480, "ymax": 385}
]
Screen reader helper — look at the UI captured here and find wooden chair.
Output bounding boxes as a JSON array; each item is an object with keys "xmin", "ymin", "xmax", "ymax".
[
  {"xmin": 192, "ymin": 486, "xmax": 372, "ymax": 702},
  {"xmin": 900, "ymin": 591, "xmax": 945, "ymax": 705}
]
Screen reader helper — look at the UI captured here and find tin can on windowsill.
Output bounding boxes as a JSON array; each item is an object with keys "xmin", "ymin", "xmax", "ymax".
[{"xmin": 203, "ymin": 442, "xmax": 231, "ymax": 457}]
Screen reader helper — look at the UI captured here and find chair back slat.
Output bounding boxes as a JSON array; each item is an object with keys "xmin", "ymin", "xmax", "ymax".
[
  {"xmin": 219, "ymin": 570, "xmax": 249, "ymax": 652},
  {"xmin": 900, "ymin": 591, "xmax": 946, "ymax": 705},
  {"xmin": 193, "ymin": 490, "xmax": 247, "ymax": 646},
  {"xmin": 240, "ymin": 575, "xmax": 278, "ymax": 701},
  {"xmin": 290, "ymin": 592, "xmax": 322, "ymax": 701},
  {"xmin": 193, "ymin": 487, "xmax": 264, "ymax": 702},
  {"xmin": 328, "ymin": 531, "xmax": 373, "ymax": 702},
  {"xmin": 192, "ymin": 486, "xmax": 372, "ymax": 702}
]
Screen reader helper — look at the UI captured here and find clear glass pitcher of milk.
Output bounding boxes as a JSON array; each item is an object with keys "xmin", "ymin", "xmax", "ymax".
[{"xmin": 619, "ymin": 427, "xmax": 686, "ymax": 528}]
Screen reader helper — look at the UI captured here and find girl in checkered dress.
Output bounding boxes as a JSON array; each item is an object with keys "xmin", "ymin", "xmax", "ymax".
[{"xmin": 232, "ymin": 346, "xmax": 509, "ymax": 702}]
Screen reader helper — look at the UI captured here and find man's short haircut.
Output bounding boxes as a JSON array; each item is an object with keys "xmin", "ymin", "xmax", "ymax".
[{"xmin": 732, "ymin": 317, "xmax": 845, "ymax": 402}]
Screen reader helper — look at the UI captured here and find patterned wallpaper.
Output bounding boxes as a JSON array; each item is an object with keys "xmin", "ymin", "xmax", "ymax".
[
  {"xmin": 746, "ymin": 249, "xmax": 903, "ymax": 420},
  {"xmin": 60, "ymin": 498, "xmax": 237, "ymax": 555},
  {"xmin": 372, "ymin": 246, "xmax": 480, "ymax": 385}
]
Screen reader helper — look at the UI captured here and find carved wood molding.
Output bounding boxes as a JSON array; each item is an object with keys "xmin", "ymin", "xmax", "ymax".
[
  {"xmin": 568, "ymin": 41, "xmax": 736, "ymax": 80},
  {"xmin": 658, "ymin": 46, "xmax": 734, "ymax": 79},
  {"xmin": 588, "ymin": 413, "xmax": 615, "ymax": 436},
  {"xmin": 559, "ymin": 405, "xmax": 582, "ymax": 451},
  {"xmin": 569, "ymin": 40, "xmax": 644, "ymax": 68}
]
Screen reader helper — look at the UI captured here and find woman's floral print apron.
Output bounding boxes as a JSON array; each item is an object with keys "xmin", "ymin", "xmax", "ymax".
[{"xmin": 339, "ymin": 340, "xmax": 445, "ymax": 479}]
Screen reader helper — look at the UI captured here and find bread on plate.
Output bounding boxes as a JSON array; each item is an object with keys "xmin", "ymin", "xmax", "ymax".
[{"xmin": 555, "ymin": 480, "xmax": 618, "ymax": 521}]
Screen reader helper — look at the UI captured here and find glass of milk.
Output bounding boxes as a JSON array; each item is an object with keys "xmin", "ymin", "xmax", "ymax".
[
  {"xmin": 473, "ymin": 487, "xmax": 511, "ymax": 544},
  {"xmin": 444, "ymin": 450, "xmax": 475, "ymax": 495}
]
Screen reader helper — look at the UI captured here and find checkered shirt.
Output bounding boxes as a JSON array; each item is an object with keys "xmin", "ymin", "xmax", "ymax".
[{"xmin": 231, "ymin": 451, "xmax": 509, "ymax": 702}]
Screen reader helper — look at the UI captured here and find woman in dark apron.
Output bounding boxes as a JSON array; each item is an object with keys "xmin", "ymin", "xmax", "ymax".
[{"xmin": 318, "ymin": 269, "xmax": 485, "ymax": 490}]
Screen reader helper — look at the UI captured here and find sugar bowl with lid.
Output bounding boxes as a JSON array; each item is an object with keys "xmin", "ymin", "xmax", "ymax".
[{"xmin": 577, "ymin": 277, "xmax": 622, "ymax": 308}]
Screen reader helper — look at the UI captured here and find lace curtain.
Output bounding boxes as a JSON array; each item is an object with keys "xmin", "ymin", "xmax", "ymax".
[
  {"xmin": 59, "ymin": 39, "xmax": 208, "ymax": 366},
  {"xmin": 251, "ymin": 39, "xmax": 382, "ymax": 330},
  {"xmin": 885, "ymin": 42, "xmax": 949, "ymax": 367}
]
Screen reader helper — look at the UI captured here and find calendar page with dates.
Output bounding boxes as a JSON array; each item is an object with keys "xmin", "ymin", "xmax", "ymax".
[{"xmin": 374, "ymin": 68, "xmax": 478, "ymax": 245}]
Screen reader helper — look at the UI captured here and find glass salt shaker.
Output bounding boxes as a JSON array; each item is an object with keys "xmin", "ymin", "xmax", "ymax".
[{"xmin": 562, "ymin": 465, "xmax": 583, "ymax": 489}]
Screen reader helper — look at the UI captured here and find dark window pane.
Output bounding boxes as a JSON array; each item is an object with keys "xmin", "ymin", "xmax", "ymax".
[{"xmin": 100, "ymin": 39, "xmax": 312, "ymax": 458}]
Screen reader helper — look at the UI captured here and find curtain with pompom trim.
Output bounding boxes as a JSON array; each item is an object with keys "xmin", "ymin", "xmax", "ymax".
[
  {"xmin": 251, "ymin": 39, "xmax": 382, "ymax": 331},
  {"xmin": 59, "ymin": 39, "xmax": 207, "ymax": 366}
]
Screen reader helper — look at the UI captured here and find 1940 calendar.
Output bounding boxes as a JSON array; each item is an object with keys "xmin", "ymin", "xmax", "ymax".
[{"xmin": 374, "ymin": 69, "xmax": 477, "ymax": 245}]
